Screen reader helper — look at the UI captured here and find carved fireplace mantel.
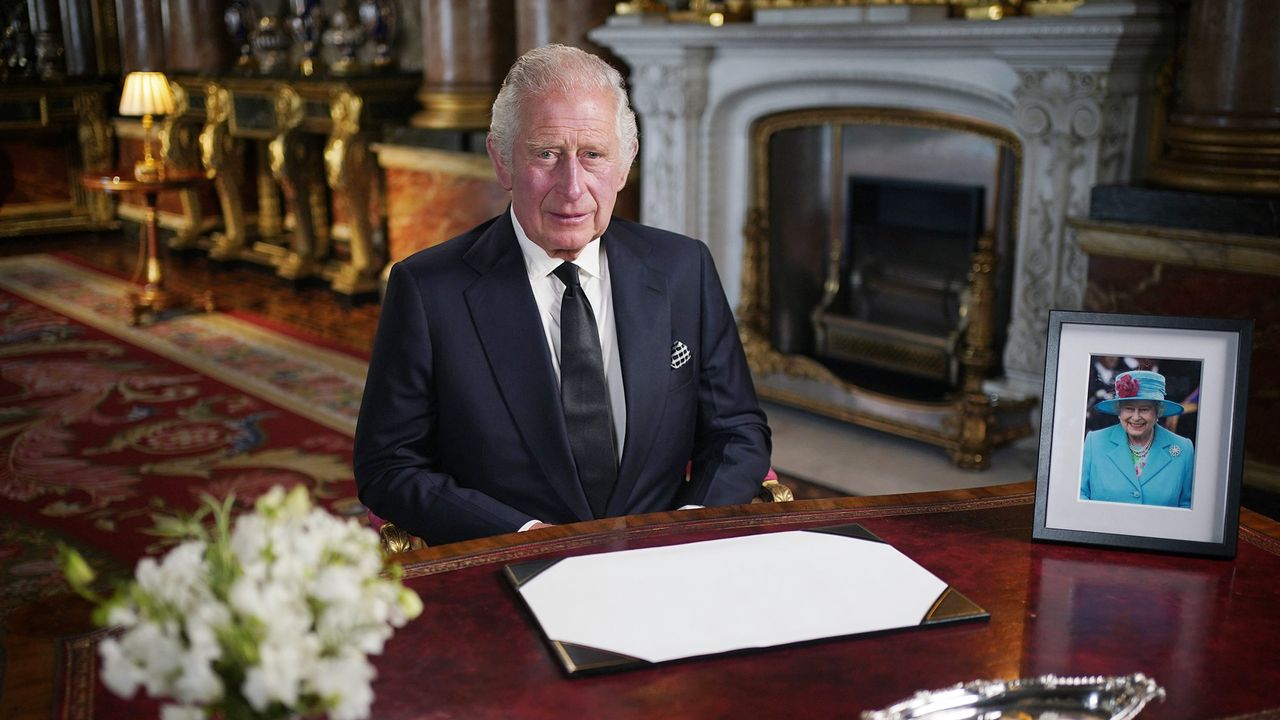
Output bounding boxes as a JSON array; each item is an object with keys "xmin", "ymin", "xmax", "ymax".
[{"xmin": 593, "ymin": 2, "xmax": 1173, "ymax": 405}]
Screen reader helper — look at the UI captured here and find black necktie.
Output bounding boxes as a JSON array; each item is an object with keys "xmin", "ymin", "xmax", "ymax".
[{"xmin": 553, "ymin": 262, "xmax": 617, "ymax": 518}]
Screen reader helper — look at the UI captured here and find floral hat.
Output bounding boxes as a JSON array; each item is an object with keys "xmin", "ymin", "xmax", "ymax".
[{"xmin": 1094, "ymin": 369, "xmax": 1185, "ymax": 418}]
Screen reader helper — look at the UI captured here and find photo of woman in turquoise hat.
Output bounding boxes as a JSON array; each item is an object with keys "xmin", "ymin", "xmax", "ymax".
[{"xmin": 1080, "ymin": 366, "xmax": 1197, "ymax": 508}]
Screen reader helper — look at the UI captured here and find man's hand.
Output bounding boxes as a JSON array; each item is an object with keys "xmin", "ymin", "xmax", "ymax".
[{"xmin": 527, "ymin": 521, "xmax": 555, "ymax": 531}]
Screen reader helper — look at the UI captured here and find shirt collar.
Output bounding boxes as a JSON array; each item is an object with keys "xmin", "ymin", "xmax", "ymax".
[{"xmin": 511, "ymin": 207, "xmax": 604, "ymax": 282}]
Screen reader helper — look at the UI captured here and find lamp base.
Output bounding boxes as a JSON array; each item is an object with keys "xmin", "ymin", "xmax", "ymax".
[{"xmin": 134, "ymin": 159, "xmax": 164, "ymax": 182}]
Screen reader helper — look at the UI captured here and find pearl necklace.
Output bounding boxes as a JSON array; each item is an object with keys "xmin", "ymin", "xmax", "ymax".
[{"xmin": 1128, "ymin": 436, "xmax": 1153, "ymax": 459}]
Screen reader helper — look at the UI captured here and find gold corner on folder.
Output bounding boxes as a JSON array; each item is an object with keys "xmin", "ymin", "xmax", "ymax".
[{"xmin": 923, "ymin": 587, "xmax": 988, "ymax": 624}]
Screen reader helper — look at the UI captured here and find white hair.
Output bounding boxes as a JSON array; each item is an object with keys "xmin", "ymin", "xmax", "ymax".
[{"xmin": 489, "ymin": 44, "xmax": 639, "ymax": 169}]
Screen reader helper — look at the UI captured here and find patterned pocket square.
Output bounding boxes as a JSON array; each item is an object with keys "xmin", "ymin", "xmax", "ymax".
[{"xmin": 671, "ymin": 340, "xmax": 691, "ymax": 369}]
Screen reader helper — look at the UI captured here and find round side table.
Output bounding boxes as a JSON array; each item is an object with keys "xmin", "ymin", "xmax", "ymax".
[{"xmin": 80, "ymin": 169, "xmax": 216, "ymax": 325}]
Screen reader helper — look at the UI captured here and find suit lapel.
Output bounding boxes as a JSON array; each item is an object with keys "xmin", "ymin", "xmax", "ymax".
[
  {"xmin": 1141, "ymin": 427, "xmax": 1176, "ymax": 484},
  {"xmin": 1104, "ymin": 424, "xmax": 1138, "ymax": 489},
  {"xmin": 463, "ymin": 215, "xmax": 592, "ymax": 521},
  {"xmin": 605, "ymin": 224, "xmax": 671, "ymax": 516}
]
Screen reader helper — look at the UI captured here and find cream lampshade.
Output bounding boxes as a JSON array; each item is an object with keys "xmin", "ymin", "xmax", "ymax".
[{"xmin": 118, "ymin": 71, "xmax": 176, "ymax": 181}]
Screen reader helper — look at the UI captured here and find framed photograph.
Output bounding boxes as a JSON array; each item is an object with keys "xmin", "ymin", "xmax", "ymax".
[{"xmin": 1033, "ymin": 311, "xmax": 1253, "ymax": 558}]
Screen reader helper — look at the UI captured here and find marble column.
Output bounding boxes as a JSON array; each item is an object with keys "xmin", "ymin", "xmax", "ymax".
[
  {"xmin": 515, "ymin": 0, "xmax": 614, "ymax": 56},
  {"xmin": 1148, "ymin": 0, "xmax": 1280, "ymax": 195},
  {"xmin": 164, "ymin": 0, "xmax": 232, "ymax": 73},
  {"xmin": 114, "ymin": 0, "xmax": 164, "ymax": 72},
  {"xmin": 414, "ymin": 0, "xmax": 516, "ymax": 129},
  {"xmin": 60, "ymin": 0, "xmax": 124, "ymax": 77}
]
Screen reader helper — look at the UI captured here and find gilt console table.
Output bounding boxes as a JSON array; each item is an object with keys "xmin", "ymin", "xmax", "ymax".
[{"xmin": 164, "ymin": 72, "xmax": 420, "ymax": 298}]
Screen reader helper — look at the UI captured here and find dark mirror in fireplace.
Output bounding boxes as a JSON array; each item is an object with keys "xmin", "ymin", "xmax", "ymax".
[
  {"xmin": 814, "ymin": 176, "xmax": 985, "ymax": 388},
  {"xmin": 754, "ymin": 111, "xmax": 1018, "ymax": 405}
]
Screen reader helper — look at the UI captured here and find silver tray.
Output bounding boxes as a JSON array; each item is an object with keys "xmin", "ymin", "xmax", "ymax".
[{"xmin": 862, "ymin": 673, "xmax": 1166, "ymax": 720}]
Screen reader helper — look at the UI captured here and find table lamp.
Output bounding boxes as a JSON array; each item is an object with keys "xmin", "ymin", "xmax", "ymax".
[{"xmin": 118, "ymin": 71, "xmax": 176, "ymax": 181}]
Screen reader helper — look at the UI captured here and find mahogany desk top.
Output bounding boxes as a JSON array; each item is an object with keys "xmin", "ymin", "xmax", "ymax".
[{"xmin": 71, "ymin": 483, "xmax": 1280, "ymax": 719}]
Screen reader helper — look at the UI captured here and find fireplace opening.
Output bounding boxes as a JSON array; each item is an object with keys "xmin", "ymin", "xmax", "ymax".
[
  {"xmin": 816, "ymin": 176, "xmax": 985, "ymax": 390},
  {"xmin": 751, "ymin": 109, "xmax": 1018, "ymax": 405}
]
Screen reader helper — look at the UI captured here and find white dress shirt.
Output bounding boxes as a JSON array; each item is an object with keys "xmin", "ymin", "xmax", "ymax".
[
  {"xmin": 512, "ymin": 209, "xmax": 628, "ymax": 464},
  {"xmin": 511, "ymin": 211, "xmax": 703, "ymax": 529}
]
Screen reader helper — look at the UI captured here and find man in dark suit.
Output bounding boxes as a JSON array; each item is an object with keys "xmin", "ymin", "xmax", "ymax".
[{"xmin": 353, "ymin": 44, "xmax": 771, "ymax": 545}]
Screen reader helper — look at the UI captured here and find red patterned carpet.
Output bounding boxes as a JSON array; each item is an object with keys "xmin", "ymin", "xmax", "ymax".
[
  {"xmin": 0, "ymin": 253, "xmax": 369, "ymax": 567},
  {"xmin": 0, "ymin": 255, "xmax": 373, "ymax": 716}
]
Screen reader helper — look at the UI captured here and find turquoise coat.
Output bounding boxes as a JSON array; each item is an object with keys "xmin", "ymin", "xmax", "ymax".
[{"xmin": 1080, "ymin": 423, "xmax": 1194, "ymax": 508}]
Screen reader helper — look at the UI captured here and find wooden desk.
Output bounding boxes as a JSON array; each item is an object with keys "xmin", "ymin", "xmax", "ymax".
[
  {"xmin": 80, "ymin": 170, "xmax": 216, "ymax": 324},
  {"xmin": 63, "ymin": 484, "xmax": 1280, "ymax": 719}
]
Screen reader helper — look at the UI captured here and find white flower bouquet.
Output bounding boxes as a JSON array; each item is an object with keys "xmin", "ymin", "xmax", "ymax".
[{"xmin": 60, "ymin": 486, "xmax": 423, "ymax": 720}]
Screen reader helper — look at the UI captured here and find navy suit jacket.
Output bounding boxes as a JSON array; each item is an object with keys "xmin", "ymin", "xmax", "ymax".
[{"xmin": 353, "ymin": 213, "xmax": 772, "ymax": 545}]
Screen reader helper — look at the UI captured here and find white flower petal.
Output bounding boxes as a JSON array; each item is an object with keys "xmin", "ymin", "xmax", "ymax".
[{"xmin": 160, "ymin": 703, "xmax": 205, "ymax": 720}]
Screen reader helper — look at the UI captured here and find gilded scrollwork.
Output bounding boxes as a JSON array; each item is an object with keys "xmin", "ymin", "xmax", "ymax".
[
  {"xmin": 324, "ymin": 90, "xmax": 362, "ymax": 189},
  {"xmin": 202, "ymin": 84, "xmax": 249, "ymax": 261},
  {"xmin": 267, "ymin": 85, "xmax": 304, "ymax": 179},
  {"xmin": 74, "ymin": 93, "xmax": 111, "ymax": 170},
  {"xmin": 953, "ymin": 233, "xmax": 997, "ymax": 468},
  {"xmin": 756, "ymin": 478, "xmax": 795, "ymax": 503},
  {"xmin": 269, "ymin": 85, "xmax": 327, "ymax": 281},
  {"xmin": 74, "ymin": 91, "xmax": 113, "ymax": 224},
  {"xmin": 158, "ymin": 80, "xmax": 187, "ymax": 167},
  {"xmin": 157, "ymin": 81, "xmax": 208, "ymax": 250},
  {"xmin": 199, "ymin": 84, "xmax": 231, "ymax": 172},
  {"xmin": 325, "ymin": 90, "xmax": 378, "ymax": 295}
]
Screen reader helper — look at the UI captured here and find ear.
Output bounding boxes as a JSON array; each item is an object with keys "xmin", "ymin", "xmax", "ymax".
[
  {"xmin": 615, "ymin": 144, "xmax": 637, "ymax": 192},
  {"xmin": 486, "ymin": 135, "xmax": 513, "ymax": 191}
]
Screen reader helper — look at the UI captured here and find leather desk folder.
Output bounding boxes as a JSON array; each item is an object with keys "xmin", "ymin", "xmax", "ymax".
[{"xmin": 504, "ymin": 524, "xmax": 988, "ymax": 674}]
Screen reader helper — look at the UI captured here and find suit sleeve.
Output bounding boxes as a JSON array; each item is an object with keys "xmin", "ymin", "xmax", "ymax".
[
  {"xmin": 353, "ymin": 262, "xmax": 534, "ymax": 544},
  {"xmin": 677, "ymin": 242, "xmax": 773, "ymax": 507}
]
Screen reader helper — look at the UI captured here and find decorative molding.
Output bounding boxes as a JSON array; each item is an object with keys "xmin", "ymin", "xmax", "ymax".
[
  {"xmin": 1007, "ymin": 69, "xmax": 1109, "ymax": 387},
  {"xmin": 1072, "ymin": 219, "xmax": 1280, "ymax": 278},
  {"xmin": 626, "ymin": 49, "xmax": 711, "ymax": 236},
  {"xmin": 594, "ymin": 9, "xmax": 1173, "ymax": 401}
]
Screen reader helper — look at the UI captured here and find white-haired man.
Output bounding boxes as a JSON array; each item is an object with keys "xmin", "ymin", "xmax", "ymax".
[{"xmin": 354, "ymin": 45, "xmax": 771, "ymax": 545}]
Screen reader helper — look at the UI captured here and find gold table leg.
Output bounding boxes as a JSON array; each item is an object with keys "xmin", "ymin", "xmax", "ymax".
[{"xmin": 128, "ymin": 191, "xmax": 215, "ymax": 325}]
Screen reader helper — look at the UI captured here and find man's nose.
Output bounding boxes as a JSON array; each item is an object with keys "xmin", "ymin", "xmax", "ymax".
[{"xmin": 556, "ymin": 156, "xmax": 584, "ymax": 200}]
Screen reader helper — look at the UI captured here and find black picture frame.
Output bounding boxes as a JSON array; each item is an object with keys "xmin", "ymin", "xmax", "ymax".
[{"xmin": 1033, "ymin": 311, "xmax": 1253, "ymax": 558}]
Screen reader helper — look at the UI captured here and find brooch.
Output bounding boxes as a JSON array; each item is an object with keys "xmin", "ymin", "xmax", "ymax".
[{"xmin": 1168, "ymin": 446, "xmax": 1181, "ymax": 457}]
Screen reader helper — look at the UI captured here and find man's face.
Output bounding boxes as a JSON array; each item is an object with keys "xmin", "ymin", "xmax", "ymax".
[
  {"xmin": 488, "ymin": 89, "xmax": 633, "ymax": 260},
  {"xmin": 1118, "ymin": 401, "xmax": 1158, "ymax": 443}
]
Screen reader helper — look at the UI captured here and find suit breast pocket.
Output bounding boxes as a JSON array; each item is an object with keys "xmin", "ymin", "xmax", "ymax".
[{"xmin": 668, "ymin": 340, "xmax": 695, "ymax": 392}]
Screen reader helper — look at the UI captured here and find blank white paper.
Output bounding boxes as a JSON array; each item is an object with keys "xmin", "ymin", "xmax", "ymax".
[{"xmin": 515, "ymin": 530, "xmax": 948, "ymax": 664}]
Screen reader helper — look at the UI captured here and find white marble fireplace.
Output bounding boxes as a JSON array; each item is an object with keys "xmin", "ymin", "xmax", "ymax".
[{"xmin": 593, "ymin": 2, "xmax": 1172, "ymax": 400}]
